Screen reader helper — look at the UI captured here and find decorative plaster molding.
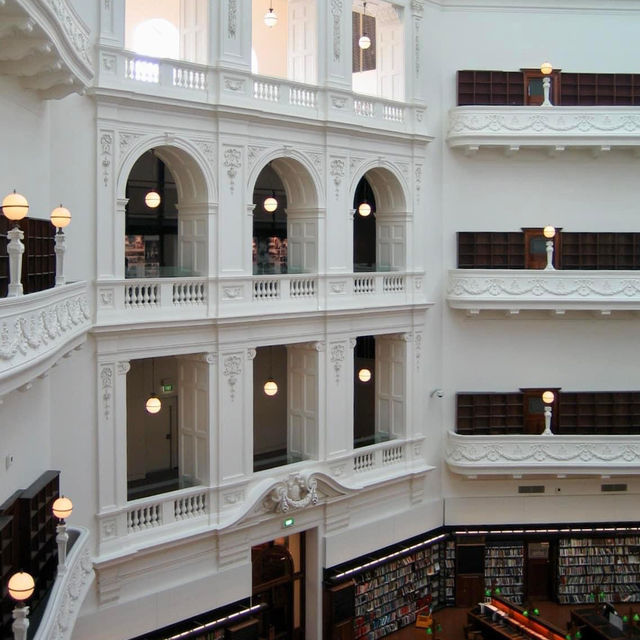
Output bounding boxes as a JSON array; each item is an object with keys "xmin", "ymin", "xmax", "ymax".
[
  {"xmin": 447, "ymin": 269, "xmax": 640, "ymax": 313},
  {"xmin": 266, "ymin": 473, "xmax": 319, "ymax": 513},
  {"xmin": 331, "ymin": 0, "xmax": 343, "ymax": 62},
  {"xmin": 222, "ymin": 354, "xmax": 242, "ymax": 400},
  {"xmin": 247, "ymin": 145, "xmax": 266, "ymax": 169},
  {"xmin": 247, "ymin": 348, "xmax": 256, "ymax": 361},
  {"xmin": 194, "ymin": 139, "xmax": 216, "ymax": 166},
  {"xmin": 223, "ymin": 286, "xmax": 243, "ymax": 299},
  {"xmin": 116, "ymin": 361, "xmax": 130, "ymax": 375},
  {"xmin": 42, "ymin": 0, "xmax": 91, "ymax": 67},
  {"xmin": 448, "ymin": 107, "xmax": 640, "ymax": 151},
  {"xmin": 446, "ymin": 431, "xmax": 640, "ymax": 476},
  {"xmin": 224, "ymin": 77, "xmax": 244, "ymax": 92},
  {"xmin": 0, "ymin": 289, "xmax": 90, "ymax": 365},
  {"xmin": 223, "ymin": 147, "xmax": 242, "ymax": 194},
  {"xmin": 329, "ymin": 158, "xmax": 345, "ymax": 199},
  {"xmin": 228, "ymin": 0, "xmax": 238, "ymax": 39},
  {"xmin": 329, "ymin": 343, "xmax": 345, "ymax": 383},
  {"xmin": 118, "ymin": 132, "xmax": 142, "ymax": 155},
  {"xmin": 100, "ymin": 365, "xmax": 113, "ymax": 420},
  {"xmin": 100, "ymin": 132, "xmax": 113, "ymax": 187},
  {"xmin": 415, "ymin": 165, "xmax": 422, "ymax": 202},
  {"xmin": 414, "ymin": 332, "xmax": 423, "ymax": 370}
]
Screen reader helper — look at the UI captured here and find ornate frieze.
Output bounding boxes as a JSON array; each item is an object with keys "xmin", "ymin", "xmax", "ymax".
[{"xmin": 266, "ymin": 473, "xmax": 319, "ymax": 513}]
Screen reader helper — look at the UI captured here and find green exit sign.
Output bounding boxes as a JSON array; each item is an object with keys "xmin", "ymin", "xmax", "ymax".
[
  {"xmin": 161, "ymin": 384, "xmax": 174, "ymax": 393},
  {"xmin": 283, "ymin": 517, "xmax": 294, "ymax": 528}
]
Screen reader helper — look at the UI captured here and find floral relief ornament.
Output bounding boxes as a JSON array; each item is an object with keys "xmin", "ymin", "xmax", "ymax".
[
  {"xmin": 330, "ymin": 343, "xmax": 345, "ymax": 383},
  {"xmin": 267, "ymin": 473, "xmax": 319, "ymax": 513},
  {"xmin": 223, "ymin": 354, "xmax": 242, "ymax": 400},
  {"xmin": 329, "ymin": 158, "xmax": 345, "ymax": 199},
  {"xmin": 224, "ymin": 147, "xmax": 242, "ymax": 194}
]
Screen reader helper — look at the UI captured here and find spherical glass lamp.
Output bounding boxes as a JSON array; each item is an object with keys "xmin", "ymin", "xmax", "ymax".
[
  {"xmin": 8, "ymin": 572, "xmax": 35, "ymax": 602},
  {"xmin": 358, "ymin": 367, "xmax": 372, "ymax": 382},
  {"xmin": 52, "ymin": 496, "xmax": 73, "ymax": 520},
  {"xmin": 50, "ymin": 205, "xmax": 71, "ymax": 229},
  {"xmin": 358, "ymin": 201, "xmax": 371, "ymax": 217},
  {"xmin": 264, "ymin": 379, "xmax": 278, "ymax": 396},
  {"xmin": 542, "ymin": 390, "xmax": 555, "ymax": 405},
  {"xmin": 358, "ymin": 34, "xmax": 371, "ymax": 50},
  {"xmin": 145, "ymin": 393, "xmax": 162, "ymax": 414},
  {"xmin": 540, "ymin": 62, "xmax": 553, "ymax": 75},
  {"xmin": 145, "ymin": 190, "xmax": 161, "ymax": 209},
  {"xmin": 264, "ymin": 195, "xmax": 278, "ymax": 213},
  {"xmin": 543, "ymin": 225, "xmax": 556, "ymax": 239},
  {"xmin": 2, "ymin": 191, "xmax": 29, "ymax": 221},
  {"xmin": 264, "ymin": 8, "xmax": 278, "ymax": 27}
]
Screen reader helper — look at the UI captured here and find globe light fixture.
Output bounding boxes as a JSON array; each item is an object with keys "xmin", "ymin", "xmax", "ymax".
[
  {"xmin": 542, "ymin": 390, "xmax": 555, "ymax": 404},
  {"xmin": 358, "ymin": 367, "xmax": 372, "ymax": 382},
  {"xmin": 8, "ymin": 572, "xmax": 35, "ymax": 602},
  {"xmin": 543, "ymin": 225, "xmax": 556, "ymax": 239},
  {"xmin": 542, "ymin": 390, "xmax": 555, "ymax": 435},
  {"xmin": 50, "ymin": 205, "xmax": 71, "ymax": 229},
  {"xmin": 264, "ymin": 193, "xmax": 278, "ymax": 213},
  {"xmin": 358, "ymin": 201, "xmax": 371, "ymax": 217},
  {"xmin": 264, "ymin": 2, "xmax": 278, "ymax": 27},
  {"xmin": 146, "ymin": 393, "xmax": 162, "ymax": 414},
  {"xmin": 1, "ymin": 190, "xmax": 29, "ymax": 222},
  {"xmin": 264, "ymin": 379, "xmax": 278, "ymax": 396},
  {"xmin": 540, "ymin": 61, "xmax": 553, "ymax": 75},
  {"xmin": 145, "ymin": 190, "xmax": 161, "ymax": 208},
  {"xmin": 359, "ymin": 2, "xmax": 371, "ymax": 50},
  {"xmin": 52, "ymin": 496, "xmax": 73, "ymax": 520}
]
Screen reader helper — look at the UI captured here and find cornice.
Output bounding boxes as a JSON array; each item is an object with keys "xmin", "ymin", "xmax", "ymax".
[{"xmin": 430, "ymin": 0, "xmax": 640, "ymax": 12}]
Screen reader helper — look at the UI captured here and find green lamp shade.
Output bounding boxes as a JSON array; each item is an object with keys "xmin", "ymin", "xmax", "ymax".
[
  {"xmin": 533, "ymin": 609, "xmax": 540, "ymax": 616},
  {"xmin": 523, "ymin": 610, "xmax": 529, "ymax": 617},
  {"xmin": 633, "ymin": 614, "xmax": 640, "ymax": 622},
  {"xmin": 426, "ymin": 628, "xmax": 433, "ymax": 635}
]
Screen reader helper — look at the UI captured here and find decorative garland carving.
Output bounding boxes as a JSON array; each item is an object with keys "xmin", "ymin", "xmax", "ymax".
[
  {"xmin": 0, "ymin": 293, "xmax": 90, "ymax": 362},
  {"xmin": 100, "ymin": 366, "xmax": 113, "ymax": 421},
  {"xmin": 448, "ymin": 274, "xmax": 640, "ymax": 299},
  {"xmin": 228, "ymin": 0, "xmax": 238, "ymax": 39},
  {"xmin": 330, "ymin": 343, "xmax": 345, "ymax": 383},
  {"xmin": 223, "ymin": 354, "xmax": 242, "ymax": 400},
  {"xmin": 266, "ymin": 473, "xmax": 319, "ymax": 513},
  {"xmin": 331, "ymin": 0, "xmax": 342, "ymax": 62},
  {"xmin": 329, "ymin": 158, "xmax": 345, "ymax": 199},
  {"xmin": 224, "ymin": 147, "xmax": 242, "ymax": 194},
  {"xmin": 100, "ymin": 132, "xmax": 113, "ymax": 187}
]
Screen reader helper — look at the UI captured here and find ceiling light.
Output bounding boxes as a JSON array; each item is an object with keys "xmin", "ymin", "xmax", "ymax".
[{"xmin": 264, "ymin": 4, "xmax": 278, "ymax": 27}]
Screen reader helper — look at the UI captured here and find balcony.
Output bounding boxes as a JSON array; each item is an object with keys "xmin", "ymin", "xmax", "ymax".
[
  {"xmin": 95, "ymin": 436, "xmax": 430, "ymax": 557},
  {"xmin": 0, "ymin": 0, "xmax": 93, "ymax": 98},
  {"xmin": 95, "ymin": 271, "xmax": 427, "ymax": 326},
  {"xmin": 0, "ymin": 281, "xmax": 90, "ymax": 395},
  {"xmin": 449, "ymin": 70, "xmax": 640, "ymax": 154},
  {"xmin": 95, "ymin": 47, "xmax": 428, "ymax": 138},
  {"xmin": 445, "ymin": 431, "xmax": 640, "ymax": 477}
]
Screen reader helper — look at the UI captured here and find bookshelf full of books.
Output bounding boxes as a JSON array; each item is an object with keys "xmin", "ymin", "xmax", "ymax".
[
  {"xmin": 352, "ymin": 540, "xmax": 445, "ymax": 640},
  {"xmin": 484, "ymin": 543, "xmax": 525, "ymax": 605},
  {"xmin": 445, "ymin": 540, "xmax": 456, "ymax": 606},
  {"xmin": 557, "ymin": 536, "xmax": 640, "ymax": 604}
]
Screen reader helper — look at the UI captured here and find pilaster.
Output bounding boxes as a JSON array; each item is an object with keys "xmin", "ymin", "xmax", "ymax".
[{"xmin": 325, "ymin": 337, "xmax": 354, "ymax": 457}]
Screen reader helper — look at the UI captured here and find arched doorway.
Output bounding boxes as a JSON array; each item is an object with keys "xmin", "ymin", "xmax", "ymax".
[
  {"xmin": 353, "ymin": 176, "xmax": 376, "ymax": 271},
  {"xmin": 252, "ymin": 534, "xmax": 305, "ymax": 640}
]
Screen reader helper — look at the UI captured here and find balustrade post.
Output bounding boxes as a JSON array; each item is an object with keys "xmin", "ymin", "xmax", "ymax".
[{"xmin": 54, "ymin": 230, "xmax": 66, "ymax": 286}]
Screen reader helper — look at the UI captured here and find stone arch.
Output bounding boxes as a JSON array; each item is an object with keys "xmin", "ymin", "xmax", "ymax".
[
  {"xmin": 115, "ymin": 135, "xmax": 217, "ymax": 279},
  {"xmin": 350, "ymin": 161, "xmax": 411, "ymax": 271},
  {"xmin": 249, "ymin": 148, "xmax": 324, "ymax": 274}
]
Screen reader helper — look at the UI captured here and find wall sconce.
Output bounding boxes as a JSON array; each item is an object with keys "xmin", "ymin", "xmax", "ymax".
[
  {"xmin": 540, "ymin": 62, "xmax": 553, "ymax": 106},
  {"xmin": 144, "ymin": 190, "xmax": 161, "ymax": 208},
  {"xmin": 543, "ymin": 225, "xmax": 556, "ymax": 270},
  {"xmin": 8, "ymin": 571, "xmax": 34, "ymax": 640},
  {"xmin": 358, "ymin": 2, "xmax": 371, "ymax": 50},
  {"xmin": 264, "ymin": 1, "xmax": 278, "ymax": 27},
  {"xmin": 2, "ymin": 191, "xmax": 29, "ymax": 297},
  {"xmin": 50, "ymin": 204, "xmax": 71, "ymax": 287},
  {"xmin": 52, "ymin": 496, "xmax": 73, "ymax": 575},
  {"xmin": 542, "ymin": 390, "xmax": 554, "ymax": 435}
]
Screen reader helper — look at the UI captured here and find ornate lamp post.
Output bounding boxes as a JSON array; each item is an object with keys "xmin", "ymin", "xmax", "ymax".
[
  {"xmin": 50, "ymin": 205, "xmax": 71, "ymax": 286},
  {"xmin": 52, "ymin": 495, "xmax": 73, "ymax": 575},
  {"xmin": 2, "ymin": 191, "xmax": 29, "ymax": 296},
  {"xmin": 7, "ymin": 571, "xmax": 35, "ymax": 640}
]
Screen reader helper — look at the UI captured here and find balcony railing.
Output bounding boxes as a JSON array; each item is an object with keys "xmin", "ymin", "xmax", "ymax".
[
  {"xmin": 445, "ymin": 431, "xmax": 640, "ymax": 477},
  {"xmin": 96, "ymin": 272, "xmax": 425, "ymax": 325},
  {"xmin": 95, "ymin": 436, "xmax": 430, "ymax": 557},
  {"xmin": 447, "ymin": 269, "xmax": 640, "ymax": 314},
  {"xmin": 96, "ymin": 47, "xmax": 426, "ymax": 136},
  {"xmin": 0, "ymin": 281, "xmax": 91, "ymax": 396}
]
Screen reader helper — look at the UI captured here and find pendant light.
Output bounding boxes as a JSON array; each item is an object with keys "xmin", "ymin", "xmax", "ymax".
[
  {"xmin": 264, "ymin": 1, "xmax": 278, "ymax": 27},
  {"xmin": 358, "ymin": 179, "xmax": 372, "ymax": 217},
  {"xmin": 358, "ymin": 2, "xmax": 371, "ymax": 50},
  {"xmin": 358, "ymin": 367, "xmax": 372, "ymax": 382},
  {"xmin": 145, "ymin": 358, "xmax": 162, "ymax": 414},
  {"xmin": 263, "ymin": 346, "xmax": 279, "ymax": 396},
  {"xmin": 145, "ymin": 190, "xmax": 161, "ymax": 208},
  {"xmin": 264, "ymin": 190, "xmax": 278, "ymax": 213}
]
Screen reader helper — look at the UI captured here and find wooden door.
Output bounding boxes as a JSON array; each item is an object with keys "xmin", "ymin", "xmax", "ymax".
[
  {"xmin": 527, "ymin": 542, "xmax": 551, "ymax": 599},
  {"xmin": 522, "ymin": 69, "xmax": 561, "ymax": 105},
  {"xmin": 521, "ymin": 388, "xmax": 560, "ymax": 435}
]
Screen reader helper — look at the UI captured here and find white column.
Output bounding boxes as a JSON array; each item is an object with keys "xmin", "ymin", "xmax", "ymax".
[
  {"xmin": 213, "ymin": 0, "xmax": 252, "ymax": 71},
  {"xmin": 325, "ymin": 337, "xmax": 354, "ymax": 456},
  {"xmin": 6, "ymin": 226, "xmax": 24, "ymax": 297},
  {"xmin": 99, "ymin": 0, "xmax": 125, "ymax": 47},
  {"xmin": 406, "ymin": 0, "xmax": 425, "ymax": 105},
  {"xmin": 325, "ymin": 156, "xmax": 350, "ymax": 272},
  {"xmin": 11, "ymin": 606, "xmax": 29, "ymax": 640},
  {"xmin": 54, "ymin": 230, "xmax": 66, "ymax": 287},
  {"xmin": 319, "ymin": 0, "xmax": 352, "ymax": 90}
]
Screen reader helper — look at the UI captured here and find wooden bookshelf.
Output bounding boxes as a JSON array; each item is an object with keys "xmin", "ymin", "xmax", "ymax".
[
  {"xmin": 557, "ymin": 536, "xmax": 640, "ymax": 604},
  {"xmin": 559, "ymin": 391, "xmax": 640, "ymax": 435},
  {"xmin": 457, "ymin": 70, "xmax": 525, "ymax": 106},
  {"xmin": 485, "ymin": 544, "xmax": 525, "ymax": 605},
  {"xmin": 456, "ymin": 393, "xmax": 525, "ymax": 435}
]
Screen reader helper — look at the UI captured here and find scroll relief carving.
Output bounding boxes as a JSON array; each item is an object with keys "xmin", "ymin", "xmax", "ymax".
[{"xmin": 266, "ymin": 473, "xmax": 319, "ymax": 513}]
